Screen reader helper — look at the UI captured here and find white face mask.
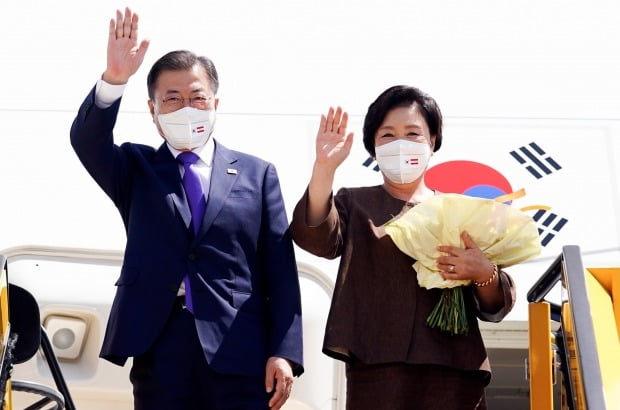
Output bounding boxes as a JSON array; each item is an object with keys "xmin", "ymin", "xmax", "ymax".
[
  {"xmin": 157, "ymin": 107, "xmax": 215, "ymax": 151},
  {"xmin": 375, "ymin": 139, "xmax": 432, "ymax": 184}
]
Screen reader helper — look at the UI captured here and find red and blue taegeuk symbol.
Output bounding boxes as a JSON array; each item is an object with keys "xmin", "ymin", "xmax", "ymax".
[{"xmin": 425, "ymin": 160, "xmax": 513, "ymax": 201}]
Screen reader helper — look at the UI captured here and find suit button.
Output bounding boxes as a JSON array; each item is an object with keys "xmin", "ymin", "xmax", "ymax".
[{"xmin": 188, "ymin": 253, "xmax": 197, "ymax": 261}]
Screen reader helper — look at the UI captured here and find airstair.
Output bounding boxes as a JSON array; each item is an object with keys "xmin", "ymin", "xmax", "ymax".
[{"xmin": 527, "ymin": 245, "xmax": 620, "ymax": 409}]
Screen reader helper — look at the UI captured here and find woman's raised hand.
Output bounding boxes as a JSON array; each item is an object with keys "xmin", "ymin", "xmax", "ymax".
[
  {"xmin": 103, "ymin": 7, "xmax": 150, "ymax": 85},
  {"xmin": 315, "ymin": 107, "xmax": 354, "ymax": 172}
]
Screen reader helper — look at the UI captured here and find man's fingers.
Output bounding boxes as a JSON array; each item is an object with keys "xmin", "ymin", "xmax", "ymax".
[
  {"xmin": 265, "ymin": 358, "xmax": 293, "ymax": 409},
  {"xmin": 268, "ymin": 390, "xmax": 285, "ymax": 409},
  {"xmin": 344, "ymin": 132, "xmax": 354, "ymax": 150},
  {"xmin": 277, "ymin": 375, "xmax": 287, "ymax": 395},
  {"xmin": 122, "ymin": 7, "xmax": 132, "ymax": 38},
  {"xmin": 264, "ymin": 369, "xmax": 274, "ymax": 393},
  {"xmin": 129, "ymin": 12, "xmax": 140, "ymax": 40},
  {"xmin": 137, "ymin": 39, "xmax": 150, "ymax": 60},
  {"xmin": 115, "ymin": 9, "xmax": 123, "ymax": 39},
  {"xmin": 268, "ymin": 378, "xmax": 291, "ymax": 409},
  {"xmin": 108, "ymin": 19, "xmax": 116, "ymax": 40},
  {"xmin": 279, "ymin": 373, "xmax": 293, "ymax": 397},
  {"xmin": 266, "ymin": 374, "xmax": 281, "ymax": 407}
]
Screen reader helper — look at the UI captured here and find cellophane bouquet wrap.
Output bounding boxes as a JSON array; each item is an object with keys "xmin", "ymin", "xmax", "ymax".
[{"xmin": 384, "ymin": 193, "xmax": 541, "ymax": 335}]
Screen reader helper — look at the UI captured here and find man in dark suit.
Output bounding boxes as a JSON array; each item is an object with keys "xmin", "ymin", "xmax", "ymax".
[{"xmin": 70, "ymin": 7, "xmax": 303, "ymax": 410}]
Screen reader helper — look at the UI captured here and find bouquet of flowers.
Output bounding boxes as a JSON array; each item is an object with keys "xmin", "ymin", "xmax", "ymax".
[{"xmin": 384, "ymin": 193, "xmax": 541, "ymax": 335}]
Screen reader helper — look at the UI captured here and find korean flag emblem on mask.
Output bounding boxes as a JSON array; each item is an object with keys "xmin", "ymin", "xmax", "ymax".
[
  {"xmin": 158, "ymin": 107, "xmax": 215, "ymax": 151},
  {"xmin": 375, "ymin": 139, "xmax": 432, "ymax": 184}
]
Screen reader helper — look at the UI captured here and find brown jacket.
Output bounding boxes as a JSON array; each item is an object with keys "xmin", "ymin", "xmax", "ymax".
[{"xmin": 290, "ymin": 185, "xmax": 516, "ymax": 373}]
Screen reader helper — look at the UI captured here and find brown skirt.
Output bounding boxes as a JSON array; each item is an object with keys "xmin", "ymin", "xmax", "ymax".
[{"xmin": 345, "ymin": 362, "xmax": 488, "ymax": 410}]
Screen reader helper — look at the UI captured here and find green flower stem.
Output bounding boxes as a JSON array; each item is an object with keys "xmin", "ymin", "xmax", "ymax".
[{"xmin": 426, "ymin": 287, "xmax": 469, "ymax": 335}]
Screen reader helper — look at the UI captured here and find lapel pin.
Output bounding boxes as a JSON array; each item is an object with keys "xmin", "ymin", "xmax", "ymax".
[{"xmin": 227, "ymin": 168, "xmax": 238, "ymax": 175}]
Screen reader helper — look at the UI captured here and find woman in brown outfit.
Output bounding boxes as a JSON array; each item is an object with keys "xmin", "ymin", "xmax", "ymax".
[{"xmin": 289, "ymin": 85, "xmax": 516, "ymax": 409}]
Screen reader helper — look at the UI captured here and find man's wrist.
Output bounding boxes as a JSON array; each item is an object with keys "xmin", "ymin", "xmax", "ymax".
[
  {"xmin": 102, "ymin": 71, "xmax": 129, "ymax": 85},
  {"xmin": 95, "ymin": 76, "xmax": 127, "ymax": 109}
]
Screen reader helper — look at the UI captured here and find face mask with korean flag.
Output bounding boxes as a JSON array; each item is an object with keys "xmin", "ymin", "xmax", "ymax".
[
  {"xmin": 374, "ymin": 139, "xmax": 432, "ymax": 184},
  {"xmin": 158, "ymin": 107, "xmax": 215, "ymax": 151}
]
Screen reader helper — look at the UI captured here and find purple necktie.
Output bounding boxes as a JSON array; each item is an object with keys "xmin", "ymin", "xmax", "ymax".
[{"xmin": 177, "ymin": 151, "xmax": 206, "ymax": 312}]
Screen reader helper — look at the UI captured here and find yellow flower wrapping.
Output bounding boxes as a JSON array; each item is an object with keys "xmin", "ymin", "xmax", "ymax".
[{"xmin": 384, "ymin": 193, "xmax": 542, "ymax": 289}]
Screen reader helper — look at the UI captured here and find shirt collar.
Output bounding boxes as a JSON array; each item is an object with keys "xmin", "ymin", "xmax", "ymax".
[{"xmin": 166, "ymin": 135, "xmax": 215, "ymax": 167}]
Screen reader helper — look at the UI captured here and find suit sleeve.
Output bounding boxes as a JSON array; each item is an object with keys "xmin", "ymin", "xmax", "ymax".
[
  {"xmin": 69, "ymin": 86, "xmax": 130, "ymax": 208},
  {"xmin": 260, "ymin": 164, "xmax": 304, "ymax": 376}
]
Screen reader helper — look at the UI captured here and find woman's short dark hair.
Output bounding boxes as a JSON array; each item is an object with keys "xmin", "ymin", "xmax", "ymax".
[
  {"xmin": 147, "ymin": 50, "xmax": 219, "ymax": 99},
  {"xmin": 363, "ymin": 85, "xmax": 443, "ymax": 157}
]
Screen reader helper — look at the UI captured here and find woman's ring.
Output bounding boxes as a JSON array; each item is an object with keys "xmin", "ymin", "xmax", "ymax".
[{"xmin": 449, "ymin": 265, "xmax": 455, "ymax": 273}]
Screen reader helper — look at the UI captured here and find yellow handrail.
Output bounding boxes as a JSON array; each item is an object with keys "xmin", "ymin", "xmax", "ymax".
[
  {"xmin": 529, "ymin": 246, "xmax": 620, "ymax": 409},
  {"xmin": 583, "ymin": 268, "xmax": 620, "ymax": 406},
  {"xmin": 528, "ymin": 302, "xmax": 553, "ymax": 410}
]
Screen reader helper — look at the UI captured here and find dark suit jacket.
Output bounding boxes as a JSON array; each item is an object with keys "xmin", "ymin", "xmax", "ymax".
[{"xmin": 70, "ymin": 87, "xmax": 303, "ymax": 377}]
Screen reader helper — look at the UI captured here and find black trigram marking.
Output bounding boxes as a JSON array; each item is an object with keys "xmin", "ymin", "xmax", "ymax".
[
  {"xmin": 362, "ymin": 156, "xmax": 380, "ymax": 172},
  {"xmin": 532, "ymin": 209, "xmax": 568, "ymax": 246},
  {"xmin": 510, "ymin": 142, "xmax": 562, "ymax": 179}
]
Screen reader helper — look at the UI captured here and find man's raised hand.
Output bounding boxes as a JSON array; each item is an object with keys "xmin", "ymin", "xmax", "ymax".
[{"xmin": 103, "ymin": 7, "xmax": 150, "ymax": 85}]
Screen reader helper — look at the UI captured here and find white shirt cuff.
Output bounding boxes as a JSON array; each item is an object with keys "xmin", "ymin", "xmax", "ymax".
[{"xmin": 95, "ymin": 78, "xmax": 127, "ymax": 109}]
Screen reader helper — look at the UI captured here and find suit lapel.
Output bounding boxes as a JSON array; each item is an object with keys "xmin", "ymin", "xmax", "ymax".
[{"xmin": 196, "ymin": 141, "xmax": 237, "ymax": 241}]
